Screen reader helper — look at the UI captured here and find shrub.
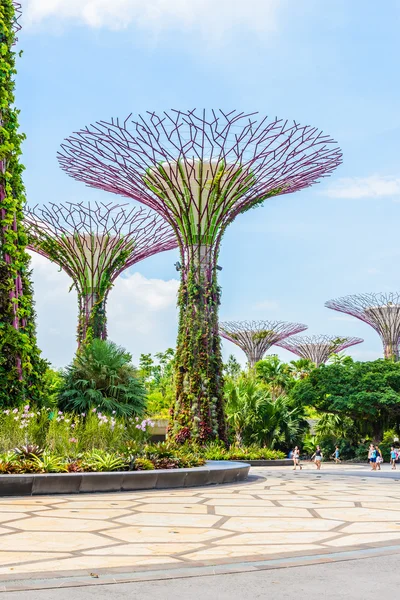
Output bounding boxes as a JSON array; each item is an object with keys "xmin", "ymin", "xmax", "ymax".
[{"xmin": 58, "ymin": 339, "xmax": 147, "ymax": 417}]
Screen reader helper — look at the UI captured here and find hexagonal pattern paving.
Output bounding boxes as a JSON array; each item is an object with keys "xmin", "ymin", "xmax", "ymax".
[{"xmin": 1, "ymin": 465, "xmax": 400, "ymax": 577}]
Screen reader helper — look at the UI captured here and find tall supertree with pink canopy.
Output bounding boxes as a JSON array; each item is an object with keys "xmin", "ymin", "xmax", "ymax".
[
  {"xmin": 220, "ymin": 320, "xmax": 308, "ymax": 367},
  {"xmin": 25, "ymin": 202, "xmax": 177, "ymax": 346},
  {"xmin": 58, "ymin": 109, "xmax": 342, "ymax": 442},
  {"xmin": 277, "ymin": 334, "xmax": 364, "ymax": 366}
]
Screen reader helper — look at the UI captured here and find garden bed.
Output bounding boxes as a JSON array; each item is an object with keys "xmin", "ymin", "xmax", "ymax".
[{"xmin": 0, "ymin": 460, "xmax": 250, "ymax": 496}]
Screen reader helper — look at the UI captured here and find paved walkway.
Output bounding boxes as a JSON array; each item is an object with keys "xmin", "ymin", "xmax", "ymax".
[{"xmin": 1, "ymin": 464, "xmax": 400, "ymax": 591}]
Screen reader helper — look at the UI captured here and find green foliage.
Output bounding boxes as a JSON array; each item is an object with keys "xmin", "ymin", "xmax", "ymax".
[
  {"xmin": 139, "ymin": 348, "xmax": 175, "ymax": 417},
  {"xmin": 292, "ymin": 359, "xmax": 400, "ymax": 442},
  {"xmin": 223, "ymin": 354, "xmax": 242, "ymax": 380},
  {"xmin": 255, "ymin": 355, "xmax": 293, "ymax": 400},
  {"xmin": 224, "ymin": 372, "xmax": 308, "ymax": 449},
  {"xmin": 58, "ymin": 339, "xmax": 147, "ymax": 417},
  {"xmin": 0, "ymin": 0, "xmax": 47, "ymax": 406},
  {"xmin": 203, "ymin": 442, "xmax": 285, "ymax": 461}
]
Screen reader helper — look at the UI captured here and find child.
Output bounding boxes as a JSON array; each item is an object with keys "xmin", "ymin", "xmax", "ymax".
[
  {"xmin": 332, "ymin": 446, "xmax": 341, "ymax": 464},
  {"xmin": 390, "ymin": 447, "xmax": 397, "ymax": 470}
]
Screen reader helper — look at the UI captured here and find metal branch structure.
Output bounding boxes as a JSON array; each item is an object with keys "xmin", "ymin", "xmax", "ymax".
[
  {"xmin": 220, "ymin": 320, "xmax": 308, "ymax": 367},
  {"xmin": 12, "ymin": 2, "xmax": 22, "ymax": 38},
  {"xmin": 276, "ymin": 334, "xmax": 364, "ymax": 366},
  {"xmin": 25, "ymin": 201, "xmax": 177, "ymax": 345},
  {"xmin": 326, "ymin": 293, "xmax": 400, "ymax": 360},
  {"xmin": 57, "ymin": 109, "xmax": 342, "ymax": 443}
]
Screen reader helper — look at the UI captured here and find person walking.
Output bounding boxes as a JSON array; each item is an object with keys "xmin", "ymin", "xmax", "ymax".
[
  {"xmin": 311, "ymin": 445, "xmax": 323, "ymax": 470},
  {"xmin": 331, "ymin": 446, "xmax": 341, "ymax": 464},
  {"xmin": 376, "ymin": 446, "xmax": 383, "ymax": 470},
  {"xmin": 292, "ymin": 446, "xmax": 302, "ymax": 470},
  {"xmin": 369, "ymin": 445, "xmax": 377, "ymax": 471},
  {"xmin": 390, "ymin": 447, "xmax": 397, "ymax": 470}
]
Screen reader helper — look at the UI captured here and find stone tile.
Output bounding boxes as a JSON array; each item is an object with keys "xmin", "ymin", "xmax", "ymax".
[
  {"xmin": 106, "ymin": 526, "xmax": 231, "ymax": 543},
  {"xmin": 324, "ymin": 532, "xmax": 400, "ymax": 547},
  {"xmin": 0, "ymin": 551, "xmax": 72, "ymax": 566},
  {"xmin": 214, "ymin": 506, "xmax": 312, "ymax": 518},
  {"xmin": 115, "ymin": 513, "xmax": 220, "ymax": 528},
  {"xmin": 85, "ymin": 543, "xmax": 203, "ymax": 556},
  {"xmin": 341, "ymin": 522, "xmax": 400, "ymax": 533},
  {"xmin": 134, "ymin": 503, "xmax": 209, "ymax": 514},
  {"xmin": 316, "ymin": 507, "xmax": 400, "ymax": 522},
  {"xmin": 31, "ymin": 509, "xmax": 132, "ymax": 520},
  {"xmin": 0, "ymin": 513, "xmax": 29, "ymax": 523},
  {"xmin": 0, "ymin": 498, "xmax": 67, "ymax": 505},
  {"xmin": 0, "ymin": 504, "xmax": 51, "ymax": 512},
  {"xmin": 205, "ymin": 499, "xmax": 275, "ymax": 507},
  {"xmin": 218, "ymin": 531, "xmax": 337, "ymax": 545},
  {"xmin": 279, "ymin": 500, "xmax": 356, "ymax": 508},
  {"xmin": 361, "ymin": 502, "xmax": 400, "ymax": 509},
  {"xmin": 221, "ymin": 517, "xmax": 343, "ymax": 532},
  {"xmin": 0, "ymin": 555, "xmax": 179, "ymax": 575},
  {"xmin": 184, "ymin": 544, "xmax": 322, "ymax": 561},
  {"xmin": 9, "ymin": 517, "xmax": 117, "ymax": 532},
  {"xmin": 0, "ymin": 531, "xmax": 118, "ymax": 552},
  {"xmin": 137, "ymin": 496, "xmax": 204, "ymax": 504},
  {"xmin": 52, "ymin": 501, "xmax": 137, "ymax": 509}
]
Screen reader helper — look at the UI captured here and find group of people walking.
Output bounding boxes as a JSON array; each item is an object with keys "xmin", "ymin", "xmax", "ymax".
[
  {"xmin": 290, "ymin": 445, "xmax": 337, "ymax": 470},
  {"xmin": 291, "ymin": 444, "xmax": 399, "ymax": 470}
]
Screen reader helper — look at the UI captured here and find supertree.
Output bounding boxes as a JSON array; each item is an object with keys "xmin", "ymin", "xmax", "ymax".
[
  {"xmin": 57, "ymin": 109, "xmax": 342, "ymax": 443},
  {"xmin": 220, "ymin": 320, "xmax": 308, "ymax": 367},
  {"xmin": 25, "ymin": 201, "xmax": 177, "ymax": 345},
  {"xmin": 276, "ymin": 334, "xmax": 364, "ymax": 366},
  {"xmin": 0, "ymin": 0, "xmax": 47, "ymax": 405},
  {"xmin": 326, "ymin": 292, "xmax": 400, "ymax": 361}
]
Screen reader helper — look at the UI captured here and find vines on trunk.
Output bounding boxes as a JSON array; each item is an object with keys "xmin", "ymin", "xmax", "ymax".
[{"xmin": 0, "ymin": 0, "xmax": 47, "ymax": 406}]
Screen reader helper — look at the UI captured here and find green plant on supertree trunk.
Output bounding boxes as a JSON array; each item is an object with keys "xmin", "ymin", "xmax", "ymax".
[{"xmin": 0, "ymin": 0, "xmax": 47, "ymax": 406}]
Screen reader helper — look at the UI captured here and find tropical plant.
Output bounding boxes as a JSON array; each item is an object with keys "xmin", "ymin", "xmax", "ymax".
[
  {"xmin": 255, "ymin": 355, "xmax": 293, "ymax": 400},
  {"xmin": 292, "ymin": 359, "xmax": 400, "ymax": 442},
  {"xmin": 82, "ymin": 450, "xmax": 127, "ymax": 472},
  {"xmin": 288, "ymin": 359, "xmax": 315, "ymax": 380},
  {"xmin": 58, "ymin": 339, "xmax": 147, "ymax": 417},
  {"xmin": 224, "ymin": 374, "xmax": 266, "ymax": 445}
]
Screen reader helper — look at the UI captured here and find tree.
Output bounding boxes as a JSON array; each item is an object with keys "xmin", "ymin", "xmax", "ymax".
[
  {"xmin": 0, "ymin": 0, "xmax": 47, "ymax": 406},
  {"xmin": 59, "ymin": 339, "xmax": 147, "ymax": 417},
  {"xmin": 288, "ymin": 358, "xmax": 316, "ymax": 380},
  {"xmin": 255, "ymin": 355, "xmax": 293, "ymax": 400},
  {"xmin": 224, "ymin": 354, "xmax": 242, "ymax": 380},
  {"xmin": 224, "ymin": 374, "xmax": 265, "ymax": 445},
  {"xmin": 292, "ymin": 359, "xmax": 400, "ymax": 442}
]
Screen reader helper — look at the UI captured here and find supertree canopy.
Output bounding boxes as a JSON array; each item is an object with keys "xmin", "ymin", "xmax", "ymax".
[
  {"xmin": 0, "ymin": 0, "xmax": 47, "ymax": 405},
  {"xmin": 326, "ymin": 293, "xmax": 400, "ymax": 361},
  {"xmin": 25, "ymin": 202, "xmax": 177, "ymax": 345},
  {"xmin": 276, "ymin": 334, "xmax": 364, "ymax": 366},
  {"xmin": 220, "ymin": 320, "xmax": 308, "ymax": 367},
  {"xmin": 58, "ymin": 109, "xmax": 342, "ymax": 443}
]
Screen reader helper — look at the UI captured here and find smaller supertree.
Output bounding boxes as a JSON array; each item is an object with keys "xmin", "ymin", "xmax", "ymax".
[
  {"xmin": 276, "ymin": 334, "xmax": 363, "ymax": 366},
  {"xmin": 25, "ymin": 201, "xmax": 177, "ymax": 345},
  {"xmin": 326, "ymin": 292, "xmax": 400, "ymax": 360},
  {"xmin": 220, "ymin": 320, "xmax": 308, "ymax": 367}
]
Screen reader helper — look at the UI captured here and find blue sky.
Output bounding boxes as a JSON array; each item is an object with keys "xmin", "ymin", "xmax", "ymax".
[{"xmin": 17, "ymin": 0, "xmax": 400, "ymax": 367}]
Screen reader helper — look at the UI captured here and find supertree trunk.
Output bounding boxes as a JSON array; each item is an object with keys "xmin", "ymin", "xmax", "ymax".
[
  {"xmin": 0, "ymin": 1, "xmax": 46, "ymax": 404},
  {"xmin": 78, "ymin": 292, "xmax": 108, "ymax": 344},
  {"xmin": 172, "ymin": 245, "xmax": 226, "ymax": 443}
]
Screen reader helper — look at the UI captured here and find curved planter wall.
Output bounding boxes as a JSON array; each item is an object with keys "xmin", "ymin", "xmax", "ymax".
[{"xmin": 0, "ymin": 460, "xmax": 250, "ymax": 497}]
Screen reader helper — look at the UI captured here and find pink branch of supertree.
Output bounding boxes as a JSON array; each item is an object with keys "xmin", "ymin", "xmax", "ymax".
[
  {"xmin": 276, "ymin": 334, "xmax": 363, "ymax": 364},
  {"xmin": 57, "ymin": 110, "xmax": 342, "ymax": 251},
  {"xmin": 24, "ymin": 201, "xmax": 177, "ymax": 286}
]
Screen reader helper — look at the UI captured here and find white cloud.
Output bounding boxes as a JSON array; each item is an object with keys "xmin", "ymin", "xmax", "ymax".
[
  {"xmin": 324, "ymin": 175, "xmax": 400, "ymax": 199},
  {"xmin": 29, "ymin": 252, "xmax": 179, "ymax": 368},
  {"xmin": 23, "ymin": 0, "xmax": 281, "ymax": 39}
]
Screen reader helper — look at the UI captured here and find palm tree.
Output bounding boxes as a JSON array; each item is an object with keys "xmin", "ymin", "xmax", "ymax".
[
  {"xmin": 224, "ymin": 375, "xmax": 265, "ymax": 446},
  {"xmin": 289, "ymin": 358, "xmax": 315, "ymax": 379},
  {"xmin": 250, "ymin": 394, "xmax": 308, "ymax": 448},
  {"xmin": 59, "ymin": 339, "xmax": 147, "ymax": 416},
  {"xmin": 255, "ymin": 355, "xmax": 293, "ymax": 400}
]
